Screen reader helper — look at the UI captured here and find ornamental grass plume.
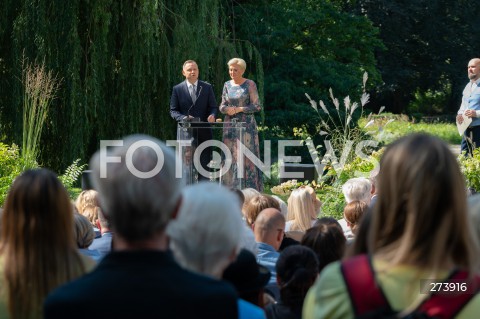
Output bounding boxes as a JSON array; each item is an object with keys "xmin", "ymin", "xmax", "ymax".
[{"xmin": 21, "ymin": 57, "xmax": 62, "ymax": 167}]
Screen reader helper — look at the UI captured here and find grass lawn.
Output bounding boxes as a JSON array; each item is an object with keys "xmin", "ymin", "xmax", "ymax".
[{"xmin": 360, "ymin": 114, "xmax": 461, "ymax": 145}]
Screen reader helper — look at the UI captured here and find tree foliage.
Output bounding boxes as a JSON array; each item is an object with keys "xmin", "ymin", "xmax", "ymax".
[
  {"xmin": 229, "ymin": 0, "xmax": 383, "ymax": 143},
  {"xmin": 0, "ymin": 0, "xmax": 260, "ymax": 171},
  {"xmin": 348, "ymin": 0, "xmax": 480, "ymax": 114}
]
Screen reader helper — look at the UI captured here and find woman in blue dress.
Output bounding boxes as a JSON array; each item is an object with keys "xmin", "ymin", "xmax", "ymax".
[{"xmin": 219, "ymin": 58, "xmax": 263, "ymax": 191}]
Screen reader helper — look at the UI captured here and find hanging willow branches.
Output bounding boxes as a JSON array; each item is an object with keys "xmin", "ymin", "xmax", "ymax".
[{"xmin": 0, "ymin": 0, "xmax": 263, "ymax": 171}]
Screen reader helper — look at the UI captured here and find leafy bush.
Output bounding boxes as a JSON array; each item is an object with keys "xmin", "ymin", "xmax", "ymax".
[
  {"xmin": 58, "ymin": 159, "xmax": 87, "ymax": 198},
  {"xmin": 0, "ymin": 143, "xmax": 87, "ymax": 207},
  {"xmin": 407, "ymin": 85, "xmax": 451, "ymax": 117},
  {"xmin": 458, "ymin": 149, "xmax": 480, "ymax": 192},
  {"xmin": 0, "ymin": 143, "xmax": 36, "ymax": 207},
  {"xmin": 317, "ymin": 149, "xmax": 383, "ymax": 219},
  {"xmin": 317, "ymin": 184, "xmax": 344, "ymax": 220}
]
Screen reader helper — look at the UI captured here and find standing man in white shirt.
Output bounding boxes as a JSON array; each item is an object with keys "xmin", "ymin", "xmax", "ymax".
[{"xmin": 457, "ymin": 58, "xmax": 480, "ymax": 155}]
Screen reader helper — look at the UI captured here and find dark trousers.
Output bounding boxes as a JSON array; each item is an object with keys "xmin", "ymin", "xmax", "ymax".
[{"xmin": 461, "ymin": 125, "xmax": 480, "ymax": 156}]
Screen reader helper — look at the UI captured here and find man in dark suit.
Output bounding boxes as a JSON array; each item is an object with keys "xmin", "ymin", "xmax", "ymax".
[
  {"xmin": 170, "ymin": 60, "xmax": 217, "ymax": 181},
  {"xmin": 44, "ymin": 134, "xmax": 238, "ymax": 319}
]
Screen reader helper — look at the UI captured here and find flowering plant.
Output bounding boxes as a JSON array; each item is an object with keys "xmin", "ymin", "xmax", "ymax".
[
  {"xmin": 270, "ymin": 179, "xmax": 321, "ymax": 196},
  {"xmin": 458, "ymin": 148, "xmax": 480, "ymax": 193}
]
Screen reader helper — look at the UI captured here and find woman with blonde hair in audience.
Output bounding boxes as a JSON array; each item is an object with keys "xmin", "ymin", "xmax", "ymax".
[
  {"xmin": 285, "ymin": 187, "xmax": 318, "ymax": 233},
  {"xmin": 75, "ymin": 189, "xmax": 99, "ymax": 213},
  {"xmin": 304, "ymin": 186, "xmax": 322, "ymax": 215},
  {"xmin": 75, "ymin": 189, "xmax": 101, "ymax": 237},
  {"xmin": 304, "ymin": 134, "xmax": 480, "ymax": 318},
  {"xmin": 0, "ymin": 169, "xmax": 92, "ymax": 318}
]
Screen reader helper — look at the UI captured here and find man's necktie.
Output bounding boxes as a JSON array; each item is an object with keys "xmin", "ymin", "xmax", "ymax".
[{"xmin": 191, "ymin": 84, "xmax": 196, "ymax": 103}]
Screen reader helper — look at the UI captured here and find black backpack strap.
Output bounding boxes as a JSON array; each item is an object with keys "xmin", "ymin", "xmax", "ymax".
[
  {"xmin": 341, "ymin": 254, "xmax": 394, "ymax": 318},
  {"xmin": 414, "ymin": 270, "xmax": 480, "ymax": 318}
]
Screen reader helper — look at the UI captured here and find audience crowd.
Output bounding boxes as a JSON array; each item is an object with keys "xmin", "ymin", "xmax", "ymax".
[{"xmin": 0, "ymin": 133, "xmax": 479, "ymax": 319}]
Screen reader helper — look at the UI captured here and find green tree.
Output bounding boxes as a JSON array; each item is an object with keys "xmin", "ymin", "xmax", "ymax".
[
  {"xmin": 230, "ymin": 0, "xmax": 383, "ymax": 159},
  {"xmin": 0, "ymin": 0, "xmax": 260, "ymax": 172},
  {"xmin": 349, "ymin": 0, "xmax": 480, "ymax": 114}
]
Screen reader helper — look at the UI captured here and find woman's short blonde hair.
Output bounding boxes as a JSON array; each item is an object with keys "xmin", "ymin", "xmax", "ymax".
[
  {"xmin": 228, "ymin": 58, "xmax": 247, "ymax": 70},
  {"xmin": 75, "ymin": 190, "xmax": 99, "ymax": 214},
  {"xmin": 287, "ymin": 188, "xmax": 317, "ymax": 232}
]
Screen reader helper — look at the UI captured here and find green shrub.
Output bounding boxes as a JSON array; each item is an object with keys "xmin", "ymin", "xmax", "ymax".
[
  {"xmin": 407, "ymin": 84, "xmax": 451, "ymax": 116},
  {"xmin": 458, "ymin": 149, "xmax": 480, "ymax": 192},
  {"xmin": 317, "ymin": 149, "xmax": 383, "ymax": 219},
  {"xmin": 0, "ymin": 143, "xmax": 36, "ymax": 207},
  {"xmin": 58, "ymin": 159, "xmax": 87, "ymax": 198}
]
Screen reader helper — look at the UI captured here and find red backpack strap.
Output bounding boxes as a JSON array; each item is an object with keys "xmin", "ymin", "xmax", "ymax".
[
  {"xmin": 415, "ymin": 270, "xmax": 480, "ymax": 319},
  {"xmin": 341, "ymin": 254, "xmax": 392, "ymax": 317}
]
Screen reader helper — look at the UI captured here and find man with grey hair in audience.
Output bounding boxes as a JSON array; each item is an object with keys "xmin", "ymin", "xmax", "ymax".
[
  {"xmin": 253, "ymin": 208, "xmax": 286, "ymax": 300},
  {"xmin": 44, "ymin": 134, "xmax": 238, "ymax": 319},
  {"xmin": 167, "ymin": 183, "xmax": 266, "ymax": 318}
]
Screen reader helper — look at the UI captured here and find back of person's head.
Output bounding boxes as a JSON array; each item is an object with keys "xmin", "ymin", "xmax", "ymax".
[
  {"xmin": 343, "ymin": 200, "xmax": 368, "ymax": 234},
  {"xmin": 345, "ymin": 210, "xmax": 372, "ymax": 258},
  {"xmin": 241, "ymin": 187, "xmax": 260, "ymax": 208},
  {"xmin": 75, "ymin": 189, "xmax": 99, "ymax": 214},
  {"xmin": 96, "ymin": 206, "xmax": 110, "ymax": 230},
  {"xmin": 223, "ymin": 249, "xmax": 271, "ymax": 307},
  {"xmin": 287, "ymin": 188, "xmax": 316, "ymax": 232},
  {"xmin": 74, "ymin": 213, "xmax": 95, "ymax": 248},
  {"xmin": 304, "ymin": 186, "xmax": 322, "ymax": 214},
  {"xmin": 89, "ymin": 134, "xmax": 182, "ymax": 242},
  {"xmin": 276, "ymin": 245, "xmax": 318, "ymax": 309},
  {"xmin": 271, "ymin": 195, "xmax": 288, "ymax": 218},
  {"xmin": 371, "ymin": 133, "xmax": 479, "ymax": 271},
  {"xmin": 244, "ymin": 194, "xmax": 280, "ymax": 227},
  {"xmin": 1, "ymin": 169, "xmax": 84, "ymax": 318},
  {"xmin": 81, "ymin": 204, "xmax": 99, "ymax": 228},
  {"xmin": 314, "ymin": 217, "xmax": 342, "ymax": 230},
  {"xmin": 253, "ymin": 208, "xmax": 285, "ymax": 250},
  {"xmin": 342, "ymin": 177, "xmax": 372, "ymax": 204},
  {"xmin": 231, "ymin": 188, "xmax": 245, "ymax": 208},
  {"xmin": 167, "ymin": 183, "xmax": 244, "ymax": 278},
  {"xmin": 301, "ymin": 222, "xmax": 346, "ymax": 272}
]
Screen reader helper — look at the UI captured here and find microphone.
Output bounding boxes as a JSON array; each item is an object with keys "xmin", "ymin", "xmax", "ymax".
[{"xmin": 186, "ymin": 85, "xmax": 203, "ymax": 121}]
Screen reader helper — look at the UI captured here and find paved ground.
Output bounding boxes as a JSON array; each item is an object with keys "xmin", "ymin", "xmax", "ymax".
[{"xmin": 449, "ymin": 144, "xmax": 461, "ymax": 156}]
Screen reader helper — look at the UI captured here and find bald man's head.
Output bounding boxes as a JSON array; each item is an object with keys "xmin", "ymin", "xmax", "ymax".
[
  {"xmin": 468, "ymin": 58, "xmax": 480, "ymax": 81},
  {"xmin": 253, "ymin": 208, "xmax": 285, "ymax": 250}
]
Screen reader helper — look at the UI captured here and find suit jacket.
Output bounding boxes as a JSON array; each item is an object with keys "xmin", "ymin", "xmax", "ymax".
[
  {"xmin": 44, "ymin": 250, "xmax": 238, "ymax": 319},
  {"xmin": 170, "ymin": 80, "xmax": 217, "ymax": 122}
]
